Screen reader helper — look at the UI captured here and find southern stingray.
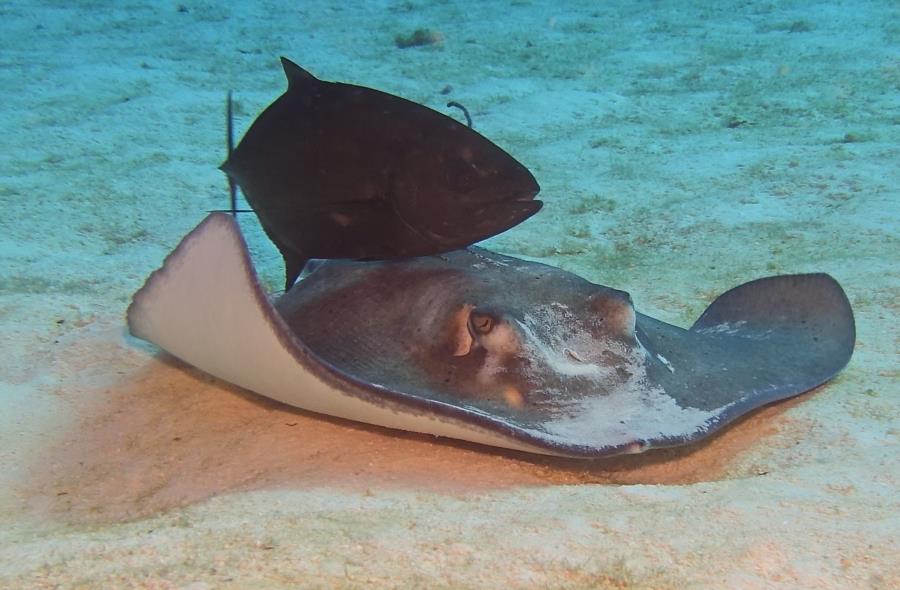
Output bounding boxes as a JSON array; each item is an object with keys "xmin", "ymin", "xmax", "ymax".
[
  {"xmin": 221, "ymin": 58, "xmax": 541, "ymax": 289},
  {"xmin": 127, "ymin": 214, "xmax": 854, "ymax": 458}
]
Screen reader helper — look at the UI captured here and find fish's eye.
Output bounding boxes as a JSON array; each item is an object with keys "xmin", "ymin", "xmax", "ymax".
[{"xmin": 469, "ymin": 310, "xmax": 495, "ymax": 335}]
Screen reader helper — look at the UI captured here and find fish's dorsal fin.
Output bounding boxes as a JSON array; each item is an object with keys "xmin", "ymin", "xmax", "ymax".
[{"xmin": 280, "ymin": 57, "xmax": 317, "ymax": 88}]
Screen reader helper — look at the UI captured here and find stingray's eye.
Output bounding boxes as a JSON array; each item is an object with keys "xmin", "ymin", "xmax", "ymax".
[
  {"xmin": 450, "ymin": 304, "xmax": 476, "ymax": 356},
  {"xmin": 469, "ymin": 310, "xmax": 495, "ymax": 335},
  {"xmin": 467, "ymin": 309, "xmax": 521, "ymax": 356}
]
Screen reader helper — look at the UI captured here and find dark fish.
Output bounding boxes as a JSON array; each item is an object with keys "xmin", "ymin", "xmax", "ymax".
[{"xmin": 221, "ymin": 58, "xmax": 541, "ymax": 289}]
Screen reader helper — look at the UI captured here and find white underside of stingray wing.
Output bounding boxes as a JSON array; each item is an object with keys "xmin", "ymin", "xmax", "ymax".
[{"xmin": 126, "ymin": 213, "xmax": 550, "ymax": 455}]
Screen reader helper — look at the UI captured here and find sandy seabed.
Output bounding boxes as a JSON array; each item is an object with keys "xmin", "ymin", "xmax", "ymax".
[{"xmin": 1, "ymin": 1, "xmax": 897, "ymax": 588}]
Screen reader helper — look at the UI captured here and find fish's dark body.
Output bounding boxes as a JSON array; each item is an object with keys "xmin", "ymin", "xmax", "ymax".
[{"xmin": 222, "ymin": 58, "xmax": 541, "ymax": 289}]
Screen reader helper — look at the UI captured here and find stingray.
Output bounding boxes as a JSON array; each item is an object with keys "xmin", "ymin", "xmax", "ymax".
[
  {"xmin": 127, "ymin": 214, "xmax": 855, "ymax": 458},
  {"xmin": 221, "ymin": 58, "xmax": 541, "ymax": 289}
]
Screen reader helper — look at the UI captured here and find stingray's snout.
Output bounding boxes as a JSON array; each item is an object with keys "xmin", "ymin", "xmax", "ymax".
[{"xmin": 588, "ymin": 288, "xmax": 636, "ymax": 340}]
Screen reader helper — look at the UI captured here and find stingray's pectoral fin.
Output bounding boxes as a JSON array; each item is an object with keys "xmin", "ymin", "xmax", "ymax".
[
  {"xmin": 692, "ymin": 273, "xmax": 855, "ymax": 379},
  {"xmin": 127, "ymin": 213, "xmax": 559, "ymax": 457}
]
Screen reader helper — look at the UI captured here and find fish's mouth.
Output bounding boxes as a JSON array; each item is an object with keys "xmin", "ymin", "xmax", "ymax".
[
  {"xmin": 502, "ymin": 174, "xmax": 541, "ymax": 204},
  {"xmin": 510, "ymin": 187, "xmax": 541, "ymax": 203},
  {"xmin": 500, "ymin": 174, "xmax": 541, "ymax": 212},
  {"xmin": 459, "ymin": 180, "xmax": 539, "ymax": 205},
  {"xmin": 494, "ymin": 190, "xmax": 542, "ymax": 215}
]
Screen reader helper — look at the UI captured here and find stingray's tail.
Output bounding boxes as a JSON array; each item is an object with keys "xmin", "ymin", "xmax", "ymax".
[
  {"xmin": 215, "ymin": 93, "xmax": 252, "ymax": 216},
  {"xmin": 226, "ymin": 91, "xmax": 237, "ymax": 217}
]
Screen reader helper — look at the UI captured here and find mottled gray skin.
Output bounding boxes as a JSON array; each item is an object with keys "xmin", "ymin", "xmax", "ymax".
[
  {"xmin": 221, "ymin": 58, "xmax": 541, "ymax": 290},
  {"xmin": 277, "ymin": 248, "xmax": 639, "ymax": 423},
  {"xmin": 274, "ymin": 248, "xmax": 854, "ymax": 451}
]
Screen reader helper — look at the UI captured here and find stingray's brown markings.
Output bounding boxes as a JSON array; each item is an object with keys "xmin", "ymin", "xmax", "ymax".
[{"xmin": 221, "ymin": 58, "xmax": 541, "ymax": 290}]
